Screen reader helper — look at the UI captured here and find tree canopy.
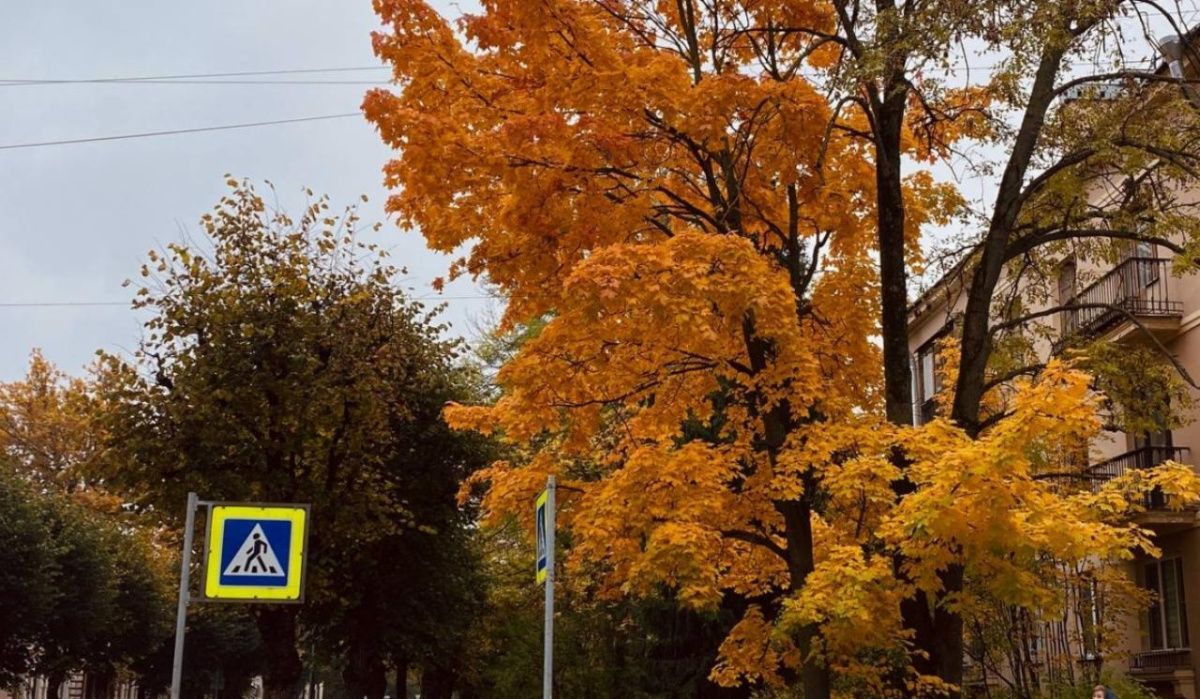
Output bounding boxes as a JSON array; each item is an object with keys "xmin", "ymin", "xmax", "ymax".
[
  {"xmin": 366, "ymin": 1, "xmax": 1200, "ymax": 696},
  {"xmin": 0, "ymin": 460, "xmax": 172, "ymax": 695},
  {"xmin": 96, "ymin": 181, "xmax": 493, "ymax": 699}
]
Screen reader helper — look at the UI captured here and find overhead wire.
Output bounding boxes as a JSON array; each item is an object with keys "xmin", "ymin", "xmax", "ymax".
[
  {"xmin": 1, "ymin": 79, "xmax": 390, "ymax": 86},
  {"xmin": 0, "ymin": 113, "xmax": 362, "ymax": 151},
  {"xmin": 0, "ymin": 65, "xmax": 389, "ymax": 86},
  {"xmin": 0, "ymin": 295, "xmax": 499, "ymax": 308}
]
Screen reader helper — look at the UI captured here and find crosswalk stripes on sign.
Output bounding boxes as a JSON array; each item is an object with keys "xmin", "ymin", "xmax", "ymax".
[{"xmin": 223, "ymin": 523, "xmax": 284, "ymax": 576}]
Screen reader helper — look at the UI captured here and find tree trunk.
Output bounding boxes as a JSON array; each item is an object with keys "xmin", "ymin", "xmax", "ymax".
[
  {"xmin": 340, "ymin": 643, "xmax": 386, "ymax": 699},
  {"xmin": 951, "ymin": 46, "xmax": 1066, "ymax": 433},
  {"xmin": 84, "ymin": 671, "xmax": 113, "ymax": 699},
  {"xmin": 255, "ymin": 607, "xmax": 304, "ymax": 699},
  {"xmin": 48, "ymin": 672, "xmax": 66, "ymax": 699},
  {"xmin": 418, "ymin": 665, "xmax": 455, "ymax": 699},
  {"xmin": 776, "ymin": 498, "xmax": 831, "ymax": 699},
  {"xmin": 743, "ymin": 315, "xmax": 831, "ymax": 699},
  {"xmin": 871, "ymin": 77, "xmax": 966, "ymax": 695},
  {"xmin": 875, "ymin": 94, "xmax": 916, "ymax": 429},
  {"xmin": 392, "ymin": 658, "xmax": 409, "ymax": 699}
]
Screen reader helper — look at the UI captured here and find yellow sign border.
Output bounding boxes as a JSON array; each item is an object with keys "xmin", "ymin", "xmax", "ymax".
[
  {"xmin": 535, "ymin": 489, "xmax": 548, "ymax": 584},
  {"xmin": 202, "ymin": 504, "xmax": 309, "ymax": 602}
]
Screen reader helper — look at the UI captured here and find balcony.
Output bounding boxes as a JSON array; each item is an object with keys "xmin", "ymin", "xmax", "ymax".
[
  {"xmin": 1088, "ymin": 446, "xmax": 1191, "ymax": 492},
  {"xmin": 1083, "ymin": 446, "xmax": 1196, "ymax": 527},
  {"xmin": 1132, "ymin": 648, "xmax": 1192, "ymax": 673},
  {"xmin": 1054, "ymin": 446, "xmax": 1189, "ymax": 499},
  {"xmin": 1057, "ymin": 257, "xmax": 1182, "ymax": 350}
]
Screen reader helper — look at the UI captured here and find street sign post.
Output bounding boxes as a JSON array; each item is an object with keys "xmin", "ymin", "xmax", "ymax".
[
  {"xmin": 169, "ymin": 496, "xmax": 311, "ymax": 699},
  {"xmin": 169, "ymin": 493, "xmax": 198, "ymax": 699},
  {"xmin": 536, "ymin": 477, "xmax": 555, "ymax": 699}
]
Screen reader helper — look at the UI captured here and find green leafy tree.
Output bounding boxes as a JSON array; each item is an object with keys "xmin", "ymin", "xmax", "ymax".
[
  {"xmin": 460, "ymin": 520, "xmax": 753, "ymax": 699},
  {"xmin": 0, "ymin": 464, "xmax": 56, "ymax": 687},
  {"xmin": 35, "ymin": 493, "xmax": 120, "ymax": 695},
  {"xmin": 99, "ymin": 180, "xmax": 489, "ymax": 699},
  {"xmin": 0, "ymin": 461, "xmax": 173, "ymax": 698},
  {"xmin": 137, "ymin": 606, "xmax": 263, "ymax": 699}
]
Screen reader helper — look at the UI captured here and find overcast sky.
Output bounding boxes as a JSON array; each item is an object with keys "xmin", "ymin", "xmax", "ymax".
[
  {"xmin": 0, "ymin": 0, "xmax": 490, "ymax": 380},
  {"xmin": 4, "ymin": 3, "xmax": 1194, "ymax": 382}
]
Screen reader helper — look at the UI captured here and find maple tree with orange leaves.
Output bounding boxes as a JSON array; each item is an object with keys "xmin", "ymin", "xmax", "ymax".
[{"xmin": 365, "ymin": 1, "xmax": 1200, "ymax": 696}]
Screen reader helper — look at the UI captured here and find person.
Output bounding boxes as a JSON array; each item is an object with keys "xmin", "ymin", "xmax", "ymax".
[{"xmin": 1093, "ymin": 685, "xmax": 1116, "ymax": 699}]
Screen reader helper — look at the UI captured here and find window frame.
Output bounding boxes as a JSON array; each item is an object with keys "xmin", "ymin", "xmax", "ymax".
[{"xmin": 1145, "ymin": 557, "xmax": 1190, "ymax": 651}]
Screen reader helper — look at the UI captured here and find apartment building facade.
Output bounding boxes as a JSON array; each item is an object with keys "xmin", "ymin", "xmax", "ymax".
[
  {"xmin": 899, "ymin": 23, "xmax": 1200, "ymax": 695},
  {"xmin": 909, "ymin": 226, "xmax": 1200, "ymax": 697}
]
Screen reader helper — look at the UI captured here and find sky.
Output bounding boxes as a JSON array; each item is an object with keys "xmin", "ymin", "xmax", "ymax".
[
  {"xmin": 3, "ymin": 3, "xmax": 1196, "ymax": 382},
  {"xmin": 0, "ymin": 0, "xmax": 490, "ymax": 380}
]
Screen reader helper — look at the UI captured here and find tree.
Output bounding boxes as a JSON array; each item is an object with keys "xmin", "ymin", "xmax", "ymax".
[
  {"xmin": 366, "ymin": 2, "xmax": 891, "ymax": 693},
  {"xmin": 84, "ymin": 525, "xmax": 173, "ymax": 699},
  {"xmin": 365, "ymin": 2, "xmax": 1200, "ymax": 696},
  {"xmin": 98, "ymin": 180, "xmax": 491, "ymax": 699},
  {"xmin": 764, "ymin": 0, "xmax": 1200, "ymax": 690},
  {"xmin": 461, "ymin": 519, "xmax": 752, "ymax": 699},
  {"xmin": 0, "ymin": 352, "xmax": 177, "ymax": 697},
  {"xmin": 0, "ymin": 458, "xmax": 174, "ymax": 698},
  {"xmin": 136, "ymin": 606, "xmax": 263, "ymax": 699},
  {"xmin": 0, "ymin": 350, "xmax": 110, "ymax": 503},
  {"xmin": 0, "ymin": 464, "xmax": 56, "ymax": 687}
]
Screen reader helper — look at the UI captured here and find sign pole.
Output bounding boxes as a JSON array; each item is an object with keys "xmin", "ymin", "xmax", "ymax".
[
  {"xmin": 543, "ymin": 476, "xmax": 555, "ymax": 699},
  {"xmin": 170, "ymin": 492, "xmax": 199, "ymax": 699}
]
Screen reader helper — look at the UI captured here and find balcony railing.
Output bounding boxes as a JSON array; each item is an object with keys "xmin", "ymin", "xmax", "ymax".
[
  {"xmin": 1081, "ymin": 446, "xmax": 1190, "ymax": 508},
  {"xmin": 1132, "ymin": 647, "xmax": 1192, "ymax": 672},
  {"xmin": 1059, "ymin": 257, "xmax": 1181, "ymax": 345}
]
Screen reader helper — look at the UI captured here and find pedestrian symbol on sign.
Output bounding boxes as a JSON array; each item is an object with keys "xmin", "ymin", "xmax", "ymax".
[{"xmin": 224, "ymin": 524, "xmax": 283, "ymax": 575}]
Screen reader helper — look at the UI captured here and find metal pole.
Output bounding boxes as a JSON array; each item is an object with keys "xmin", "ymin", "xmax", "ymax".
[
  {"xmin": 170, "ymin": 492, "xmax": 199, "ymax": 699},
  {"xmin": 543, "ymin": 476, "xmax": 555, "ymax": 699}
]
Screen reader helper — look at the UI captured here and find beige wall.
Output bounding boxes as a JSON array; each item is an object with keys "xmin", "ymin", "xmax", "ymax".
[{"xmin": 906, "ymin": 202, "xmax": 1200, "ymax": 698}]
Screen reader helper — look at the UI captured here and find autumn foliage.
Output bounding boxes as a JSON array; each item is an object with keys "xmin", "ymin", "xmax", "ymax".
[{"xmin": 365, "ymin": 1, "xmax": 1200, "ymax": 695}]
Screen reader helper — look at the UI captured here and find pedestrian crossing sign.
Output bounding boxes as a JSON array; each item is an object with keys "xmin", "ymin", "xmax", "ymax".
[{"xmin": 202, "ymin": 503, "xmax": 309, "ymax": 603}]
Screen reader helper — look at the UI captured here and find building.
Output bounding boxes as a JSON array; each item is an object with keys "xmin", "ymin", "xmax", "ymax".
[
  {"xmin": 907, "ymin": 33, "xmax": 1200, "ymax": 698},
  {"xmin": 911, "ymin": 240, "xmax": 1200, "ymax": 697},
  {"xmin": 0, "ymin": 675, "xmax": 141, "ymax": 699}
]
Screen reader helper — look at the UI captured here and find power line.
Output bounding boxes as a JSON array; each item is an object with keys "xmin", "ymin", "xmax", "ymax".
[
  {"xmin": 0, "ymin": 79, "xmax": 390, "ymax": 86},
  {"xmin": 0, "ymin": 302, "xmax": 127, "ymax": 308},
  {"xmin": 0, "ymin": 66, "xmax": 389, "ymax": 86},
  {"xmin": 0, "ymin": 113, "xmax": 361, "ymax": 151},
  {"xmin": 0, "ymin": 296, "xmax": 499, "ymax": 308}
]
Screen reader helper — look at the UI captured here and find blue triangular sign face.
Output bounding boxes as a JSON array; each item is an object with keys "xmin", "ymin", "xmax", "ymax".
[{"xmin": 223, "ymin": 523, "xmax": 284, "ymax": 576}]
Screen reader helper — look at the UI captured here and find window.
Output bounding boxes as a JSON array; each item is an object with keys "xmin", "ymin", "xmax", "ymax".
[
  {"xmin": 1118, "ymin": 233, "xmax": 1159, "ymax": 289},
  {"xmin": 913, "ymin": 322, "xmax": 955, "ymax": 424},
  {"xmin": 1134, "ymin": 240, "xmax": 1159, "ymax": 287},
  {"xmin": 1058, "ymin": 259, "xmax": 1077, "ymax": 335},
  {"xmin": 914, "ymin": 337, "xmax": 943, "ymax": 424},
  {"xmin": 1080, "ymin": 577, "xmax": 1101, "ymax": 659},
  {"xmin": 918, "ymin": 346, "xmax": 937, "ymax": 402},
  {"xmin": 1058, "ymin": 258, "xmax": 1077, "ymax": 305},
  {"xmin": 1145, "ymin": 558, "xmax": 1189, "ymax": 650},
  {"xmin": 1134, "ymin": 430, "xmax": 1174, "ymax": 451}
]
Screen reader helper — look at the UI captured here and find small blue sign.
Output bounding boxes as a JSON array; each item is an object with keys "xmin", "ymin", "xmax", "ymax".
[
  {"xmin": 218, "ymin": 518, "xmax": 293, "ymax": 588},
  {"xmin": 535, "ymin": 491, "xmax": 548, "ymax": 584}
]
